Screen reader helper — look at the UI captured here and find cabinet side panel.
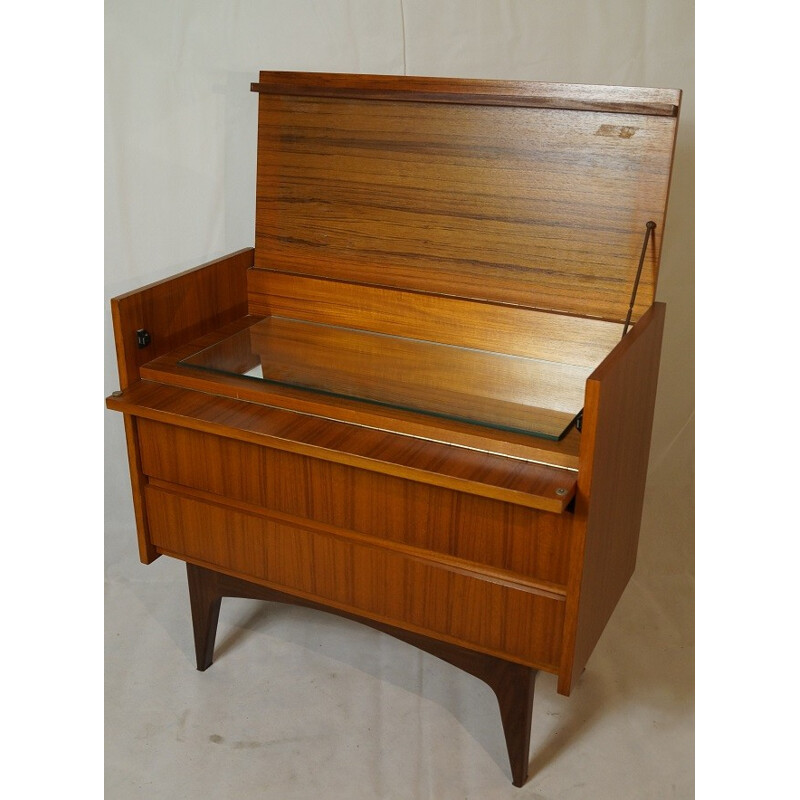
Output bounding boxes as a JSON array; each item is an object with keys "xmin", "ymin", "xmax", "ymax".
[
  {"xmin": 110, "ymin": 248, "xmax": 252, "ymax": 389},
  {"xmin": 122, "ymin": 416, "xmax": 158, "ymax": 563},
  {"xmin": 558, "ymin": 303, "xmax": 665, "ymax": 695}
]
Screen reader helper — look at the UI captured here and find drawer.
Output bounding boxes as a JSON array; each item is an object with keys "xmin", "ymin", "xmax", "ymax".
[
  {"xmin": 137, "ymin": 419, "xmax": 572, "ymax": 586},
  {"xmin": 145, "ymin": 485, "xmax": 565, "ymax": 671}
]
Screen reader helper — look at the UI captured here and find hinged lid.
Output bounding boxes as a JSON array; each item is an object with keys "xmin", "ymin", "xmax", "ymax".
[{"xmin": 250, "ymin": 71, "xmax": 680, "ymax": 323}]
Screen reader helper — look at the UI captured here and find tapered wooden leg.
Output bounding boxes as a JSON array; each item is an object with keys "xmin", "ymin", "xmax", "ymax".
[
  {"xmin": 184, "ymin": 564, "xmax": 537, "ymax": 786},
  {"xmin": 491, "ymin": 663, "xmax": 537, "ymax": 787},
  {"xmin": 396, "ymin": 633, "xmax": 536, "ymax": 787},
  {"xmin": 186, "ymin": 563, "xmax": 223, "ymax": 671}
]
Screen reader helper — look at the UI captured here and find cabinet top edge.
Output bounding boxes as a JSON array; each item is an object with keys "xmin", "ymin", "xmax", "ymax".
[{"xmin": 251, "ymin": 71, "xmax": 681, "ymax": 117}]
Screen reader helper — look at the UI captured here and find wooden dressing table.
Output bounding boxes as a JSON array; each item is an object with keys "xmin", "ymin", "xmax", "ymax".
[{"xmin": 107, "ymin": 71, "xmax": 680, "ymax": 786}]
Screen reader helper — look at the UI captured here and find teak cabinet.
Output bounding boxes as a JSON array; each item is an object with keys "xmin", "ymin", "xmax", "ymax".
[{"xmin": 107, "ymin": 72, "xmax": 681, "ymax": 787}]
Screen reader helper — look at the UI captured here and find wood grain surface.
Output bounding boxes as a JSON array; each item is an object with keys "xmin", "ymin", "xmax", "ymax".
[
  {"xmin": 137, "ymin": 418, "xmax": 572, "ymax": 586},
  {"xmin": 141, "ymin": 318, "xmax": 585, "ymax": 469},
  {"xmin": 111, "ymin": 248, "xmax": 252, "ymax": 389},
  {"xmin": 107, "ymin": 381, "xmax": 577, "ymax": 512},
  {"xmin": 234, "ymin": 316, "xmax": 588, "ymax": 439},
  {"xmin": 146, "ymin": 485, "xmax": 566, "ymax": 671},
  {"xmin": 252, "ymin": 84, "xmax": 679, "ymax": 321},
  {"xmin": 248, "ymin": 271, "xmax": 623, "ymax": 366},
  {"xmin": 559, "ymin": 303, "xmax": 666, "ymax": 694}
]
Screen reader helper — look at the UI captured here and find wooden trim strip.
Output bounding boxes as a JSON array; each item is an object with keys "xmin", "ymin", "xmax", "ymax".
[
  {"xmin": 250, "ymin": 72, "xmax": 680, "ymax": 117},
  {"xmin": 122, "ymin": 416, "xmax": 159, "ymax": 564}
]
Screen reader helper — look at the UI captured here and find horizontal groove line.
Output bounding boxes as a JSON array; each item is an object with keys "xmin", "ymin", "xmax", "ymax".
[{"xmin": 146, "ymin": 479, "xmax": 568, "ymax": 601}]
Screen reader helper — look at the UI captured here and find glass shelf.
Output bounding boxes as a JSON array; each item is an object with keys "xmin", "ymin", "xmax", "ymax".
[{"xmin": 179, "ymin": 316, "xmax": 593, "ymax": 440}]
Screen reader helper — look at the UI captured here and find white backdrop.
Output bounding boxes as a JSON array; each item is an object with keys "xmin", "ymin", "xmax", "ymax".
[{"xmin": 104, "ymin": 0, "xmax": 694, "ymax": 540}]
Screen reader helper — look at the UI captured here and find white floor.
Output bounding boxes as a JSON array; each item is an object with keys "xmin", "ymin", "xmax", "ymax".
[{"xmin": 105, "ymin": 434, "xmax": 694, "ymax": 800}]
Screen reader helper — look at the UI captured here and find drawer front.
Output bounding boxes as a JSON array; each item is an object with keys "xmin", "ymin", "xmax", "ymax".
[
  {"xmin": 137, "ymin": 419, "xmax": 572, "ymax": 586},
  {"xmin": 145, "ymin": 486, "xmax": 565, "ymax": 670}
]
